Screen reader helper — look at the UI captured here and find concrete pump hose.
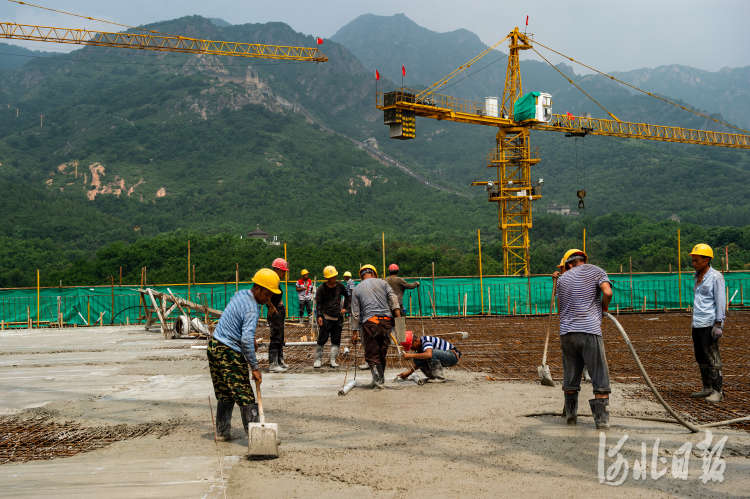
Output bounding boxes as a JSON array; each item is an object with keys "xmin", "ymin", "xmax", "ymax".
[{"xmin": 604, "ymin": 312, "xmax": 701, "ymax": 433}]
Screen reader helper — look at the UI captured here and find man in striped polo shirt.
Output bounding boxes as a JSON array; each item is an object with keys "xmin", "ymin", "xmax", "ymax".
[
  {"xmin": 556, "ymin": 249, "xmax": 613, "ymax": 430},
  {"xmin": 397, "ymin": 331, "xmax": 461, "ymax": 383}
]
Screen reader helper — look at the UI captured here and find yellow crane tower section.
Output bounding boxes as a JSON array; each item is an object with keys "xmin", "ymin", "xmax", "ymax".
[
  {"xmin": 0, "ymin": 22, "xmax": 328, "ymax": 62},
  {"xmin": 376, "ymin": 28, "xmax": 750, "ymax": 276}
]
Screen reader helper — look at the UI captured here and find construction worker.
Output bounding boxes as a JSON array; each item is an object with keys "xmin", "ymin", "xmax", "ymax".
[
  {"xmin": 296, "ymin": 270, "xmax": 314, "ymax": 324},
  {"xmin": 268, "ymin": 258, "xmax": 289, "ymax": 373},
  {"xmin": 688, "ymin": 244, "xmax": 726, "ymax": 404},
  {"xmin": 209, "ymin": 268, "xmax": 280, "ymax": 440},
  {"xmin": 397, "ymin": 330, "xmax": 461, "ymax": 383},
  {"xmin": 556, "ymin": 249, "xmax": 613, "ymax": 430},
  {"xmin": 384, "ymin": 263, "xmax": 419, "ymax": 313},
  {"xmin": 553, "ymin": 255, "xmax": 591, "ymax": 384},
  {"xmin": 314, "ymin": 266, "xmax": 350, "ymax": 368},
  {"xmin": 350, "ymin": 264, "xmax": 401, "ymax": 388},
  {"xmin": 343, "ymin": 271, "xmax": 356, "ymax": 298}
]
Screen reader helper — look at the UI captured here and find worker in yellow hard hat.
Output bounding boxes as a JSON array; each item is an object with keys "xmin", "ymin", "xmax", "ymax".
[
  {"xmin": 555, "ymin": 248, "xmax": 613, "ymax": 429},
  {"xmin": 209, "ymin": 268, "xmax": 280, "ymax": 441},
  {"xmin": 688, "ymin": 243, "xmax": 726, "ymax": 404},
  {"xmin": 350, "ymin": 264, "xmax": 401, "ymax": 388},
  {"xmin": 296, "ymin": 269, "xmax": 313, "ymax": 324},
  {"xmin": 342, "ymin": 271, "xmax": 356, "ymax": 299},
  {"xmin": 312, "ymin": 266, "xmax": 350, "ymax": 368}
]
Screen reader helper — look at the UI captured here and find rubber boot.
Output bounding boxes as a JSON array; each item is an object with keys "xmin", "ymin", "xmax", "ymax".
[
  {"xmin": 329, "ymin": 345, "xmax": 340, "ymax": 368},
  {"xmin": 582, "ymin": 366, "xmax": 591, "ymax": 383},
  {"xmin": 278, "ymin": 348, "xmax": 289, "ymax": 369},
  {"xmin": 589, "ymin": 398, "xmax": 610, "ymax": 430},
  {"xmin": 376, "ymin": 364, "xmax": 386, "ymax": 389},
  {"xmin": 215, "ymin": 401, "xmax": 234, "ymax": 441},
  {"xmin": 690, "ymin": 364, "xmax": 712, "ymax": 398},
  {"xmin": 366, "ymin": 365, "xmax": 380, "ymax": 388},
  {"xmin": 564, "ymin": 392, "xmax": 578, "ymax": 425},
  {"xmin": 239, "ymin": 403, "xmax": 260, "ymax": 436},
  {"xmin": 706, "ymin": 367, "xmax": 724, "ymax": 403},
  {"xmin": 426, "ymin": 359, "xmax": 445, "ymax": 383},
  {"xmin": 313, "ymin": 344, "xmax": 324, "ymax": 368},
  {"xmin": 268, "ymin": 347, "xmax": 284, "ymax": 373}
]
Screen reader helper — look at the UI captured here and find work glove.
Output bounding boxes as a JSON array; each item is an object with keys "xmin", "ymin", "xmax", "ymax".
[{"xmin": 711, "ymin": 325, "xmax": 723, "ymax": 341}]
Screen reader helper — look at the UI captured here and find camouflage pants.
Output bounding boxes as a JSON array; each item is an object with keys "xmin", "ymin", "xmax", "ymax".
[{"xmin": 207, "ymin": 338, "xmax": 255, "ymax": 406}]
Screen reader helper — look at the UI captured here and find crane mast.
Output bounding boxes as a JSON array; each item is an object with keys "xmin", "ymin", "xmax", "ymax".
[{"xmin": 376, "ymin": 28, "xmax": 750, "ymax": 276}]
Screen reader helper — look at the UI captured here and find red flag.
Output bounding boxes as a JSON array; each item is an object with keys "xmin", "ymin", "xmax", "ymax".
[
  {"xmin": 526, "ymin": 15, "xmax": 529, "ymax": 26},
  {"xmin": 566, "ymin": 112, "xmax": 574, "ymax": 120},
  {"xmin": 376, "ymin": 69, "xmax": 380, "ymax": 81},
  {"xmin": 402, "ymin": 65, "xmax": 406, "ymax": 77},
  {"xmin": 316, "ymin": 37, "xmax": 323, "ymax": 45}
]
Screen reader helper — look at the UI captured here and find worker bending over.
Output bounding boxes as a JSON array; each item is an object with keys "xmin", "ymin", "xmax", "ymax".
[
  {"xmin": 350, "ymin": 264, "xmax": 401, "ymax": 388},
  {"xmin": 556, "ymin": 249, "xmax": 613, "ymax": 430},
  {"xmin": 314, "ymin": 266, "xmax": 350, "ymax": 368},
  {"xmin": 209, "ymin": 269, "xmax": 280, "ymax": 440},
  {"xmin": 268, "ymin": 258, "xmax": 289, "ymax": 373},
  {"xmin": 384, "ymin": 264, "xmax": 419, "ymax": 313},
  {"xmin": 397, "ymin": 330, "xmax": 460, "ymax": 383},
  {"xmin": 296, "ymin": 270, "xmax": 314, "ymax": 324},
  {"xmin": 689, "ymin": 244, "xmax": 726, "ymax": 404}
]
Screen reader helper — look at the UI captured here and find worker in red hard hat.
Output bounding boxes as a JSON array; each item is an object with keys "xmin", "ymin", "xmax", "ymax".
[
  {"xmin": 268, "ymin": 258, "xmax": 289, "ymax": 372},
  {"xmin": 383, "ymin": 263, "xmax": 419, "ymax": 314},
  {"xmin": 396, "ymin": 330, "xmax": 461, "ymax": 383}
]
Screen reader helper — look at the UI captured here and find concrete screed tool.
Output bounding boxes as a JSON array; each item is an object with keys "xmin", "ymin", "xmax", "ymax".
[
  {"xmin": 247, "ymin": 379, "xmax": 278, "ymax": 457},
  {"xmin": 537, "ymin": 277, "xmax": 556, "ymax": 387}
]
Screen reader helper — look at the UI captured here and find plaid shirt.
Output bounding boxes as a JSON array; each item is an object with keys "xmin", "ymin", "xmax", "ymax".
[{"xmin": 212, "ymin": 289, "xmax": 261, "ymax": 369}]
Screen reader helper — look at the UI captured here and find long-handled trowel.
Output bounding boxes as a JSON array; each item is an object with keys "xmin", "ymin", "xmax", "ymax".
[
  {"xmin": 537, "ymin": 277, "xmax": 557, "ymax": 387},
  {"xmin": 247, "ymin": 379, "xmax": 278, "ymax": 457}
]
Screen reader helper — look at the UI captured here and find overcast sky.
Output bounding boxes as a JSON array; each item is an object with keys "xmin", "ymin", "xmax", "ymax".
[{"xmin": 4, "ymin": 0, "xmax": 750, "ymax": 73}]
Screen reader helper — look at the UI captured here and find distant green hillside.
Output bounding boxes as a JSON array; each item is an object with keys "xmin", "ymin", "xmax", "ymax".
[{"xmin": 0, "ymin": 42, "xmax": 59, "ymax": 71}]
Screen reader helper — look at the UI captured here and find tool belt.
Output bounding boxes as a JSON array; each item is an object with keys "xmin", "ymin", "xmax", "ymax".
[{"xmin": 367, "ymin": 316, "xmax": 392, "ymax": 325}]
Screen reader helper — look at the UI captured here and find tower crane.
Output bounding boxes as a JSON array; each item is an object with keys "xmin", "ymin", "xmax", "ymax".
[{"xmin": 376, "ymin": 28, "xmax": 750, "ymax": 276}]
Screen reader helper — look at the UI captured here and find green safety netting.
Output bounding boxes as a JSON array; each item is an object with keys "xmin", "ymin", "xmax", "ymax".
[{"xmin": 1, "ymin": 272, "xmax": 749, "ymax": 328}]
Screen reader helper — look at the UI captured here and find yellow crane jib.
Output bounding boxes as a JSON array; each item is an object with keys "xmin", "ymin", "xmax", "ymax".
[{"xmin": 0, "ymin": 22, "xmax": 329, "ymax": 62}]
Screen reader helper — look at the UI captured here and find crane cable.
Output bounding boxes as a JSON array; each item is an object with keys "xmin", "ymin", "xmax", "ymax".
[
  {"xmin": 530, "ymin": 46, "xmax": 621, "ymax": 123},
  {"xmin": 8, "ymin": 0, "xmax": 188, "ymax": 39},
  {"xmin": 532, "ymin": 38, "xmax": 750, "ymax": 135}
]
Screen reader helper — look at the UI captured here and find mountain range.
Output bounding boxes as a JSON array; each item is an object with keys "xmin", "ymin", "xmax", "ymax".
[{"xmin": 0, "ymin": 13, "xmax": 749, "ymax": 284}]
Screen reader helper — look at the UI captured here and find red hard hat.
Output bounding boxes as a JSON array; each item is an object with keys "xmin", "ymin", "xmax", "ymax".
[
  {"xmin": 388, "ymin": 263, "xmax": 399, "ymax": 272},
  {"xmin": 272, "ymin": 258, "xmax": 289, "ymax": 271},
  {"xmin": 400, "ymin": 330, "xmax": 413, "ymax": 351}
]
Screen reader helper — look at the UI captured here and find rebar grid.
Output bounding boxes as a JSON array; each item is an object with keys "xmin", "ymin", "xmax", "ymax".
[
  {"xmin": 256, "ymin": 313, "xmax": 750, "ymax": 430},
  {"xmin": 0, "ymin": 417, "xmax": 163, "ymax": 465}
]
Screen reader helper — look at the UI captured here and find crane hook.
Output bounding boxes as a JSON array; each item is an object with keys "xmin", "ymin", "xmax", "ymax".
[{"xmin": 577, "ymin": 189, "xmax": 586, "ymax": 209}]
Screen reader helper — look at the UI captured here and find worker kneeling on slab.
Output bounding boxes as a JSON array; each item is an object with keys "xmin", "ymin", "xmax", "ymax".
[
  {"xmin": 314, "ymin": 265, "xmax": 350, "ymax": 368},
  {"xmin": 208, "ymin": 268, "xmax": 281, "ymax": 440},
  {"xmin": 689, "ymin": 244, "xmax": 726, "ymax": 404},
  {"xmin": 397, "ymin": 330, "xmax": 460, "ymax": 383},
  {"xmin": 350, "ymin": 264, "xmax": 401, "ymax": 389},
  {"xmin": 556, "ymin": 249, "xmax": 613, "ymax": 430}
]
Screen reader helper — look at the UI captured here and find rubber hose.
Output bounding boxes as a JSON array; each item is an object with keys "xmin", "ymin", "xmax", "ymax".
[{"xmin": 604, "ymin": 312, "xmax": 701, "ymax": 433}]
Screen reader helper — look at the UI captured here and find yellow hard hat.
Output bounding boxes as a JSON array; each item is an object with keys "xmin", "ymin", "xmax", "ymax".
[
  {"xmin": 359, "ymin": 264, "xmax": 378, "ymax": 278},
  {"xmin": 689, "ymin": 243, "xmax": 713, "ymax": 258},
  {"xmin": 557, "ymin": 257, "xmax": 566, "ymax": 269},
  {"xmin": 252, "ymin": 268, "xmax": 281, "ymax": 294},
  {"xmin": 562, "ymin": 248, "xmax": 588, "ymax": 264},
  {"xmin": 301, "ymin": 269, "xmax": 309, "ymax": 276},
  {"xmin": 343, "ymin": 271, "xmax": 352, "ymax": 277},
  {"xmin": 323, "ymin": 266, "xmax": 338, "ymax": 279}
]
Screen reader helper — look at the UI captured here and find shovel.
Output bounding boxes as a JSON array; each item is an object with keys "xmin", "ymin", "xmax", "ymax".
[
  {"xmin": 247, "ymin": 379, "xmax": 278, "ymax": 457},
  {"xmin": 537, "ymin": 277, "xmax": 557, "ymax": 387}
]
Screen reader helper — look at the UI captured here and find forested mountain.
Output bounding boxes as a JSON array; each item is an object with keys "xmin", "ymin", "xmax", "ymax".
[
  {"xmin": 0, "ymin": 14, "xmax": 749, "ymax": 286},
  {"xmin": 0, "ymin": 43, "xmax": 58, "ymax": 71}
]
